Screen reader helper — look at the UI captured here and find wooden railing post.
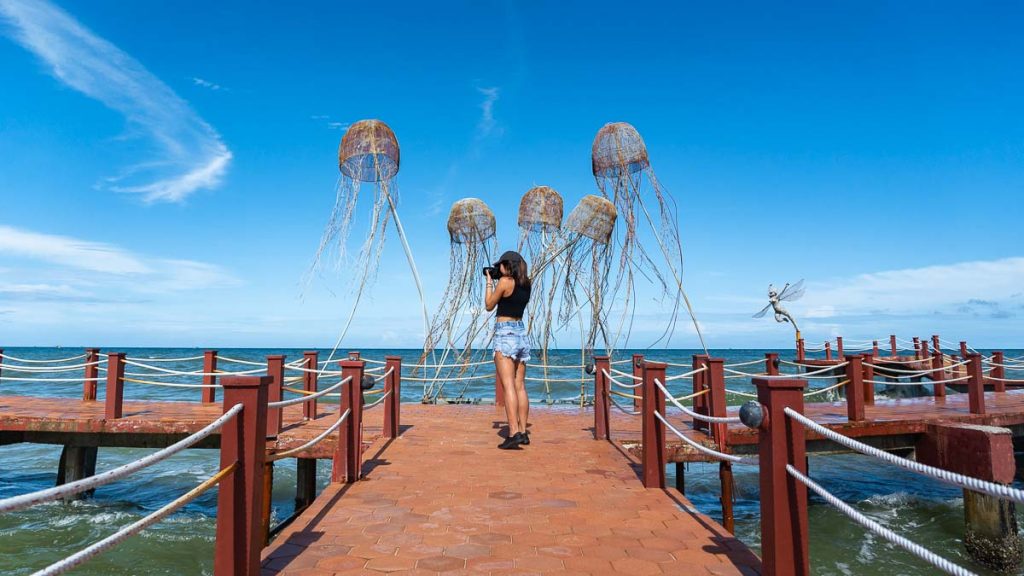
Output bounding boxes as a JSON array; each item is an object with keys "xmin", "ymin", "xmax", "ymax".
[
  {"xmin": 384, "ymin": 356, "xmax": 401, "ymax": 438},
  {"xmin": 931, "ymin": 345, "xmax": 947, "ymax": 398},
  {"xmin": 214, "ymin": 375, "xmax": 269, "ymax": 576},
  {"xmin": 932, "ymin": 335, "xmax": 942, "ymax": 358},
  {"xmin": 836, "ymin": 337, "xmax": 844, "ymax": 359},
  {"xmin": 872, "ymin": 340, "xmax": 879, "ymax": 358},
  {"xmin": 0, "ymin": 348, "xmax": 4, "ymax": 384},
  {"xmin": 765, "ymin": 352, "xmax": 779, "ymax": 376},
  {"xmin": 83, "ymin": 348, "xmax": 100, "ymax": 401},
  {"xmin": 824, "ymin": 342, "xmax": 832, "ymax": 361},
  {"xmin": 333, "ymin": 359, "xmax": 365, "ymax": 483},
  {"xmin": 960, "ymin": 341, "xmax": 969, "ymax": 360},
  {"xmin": 992, "ymin": 351, "xmax": 1007, "ymax": 393},
  {"xmin": 202, "ymin": 350, "xmax": 218, "ymax": 404},
  {"xmin": 846, "ymin": 355, "xmax": 865, "ymax": 422},
  {"xmin": 302, "ymin": 351, "xmax": 318, "ymax": 420},
  {"xmin": 967, "ymin": 353, "xmax": 986, "ymax": 415},
  {"xmin": 692, "ymin": 354, "xmax": 710, "ymax": 433},
  {"xmin": 753, "ymin": 376, "xmax": 810, "ymax": 576},
  {"xmin": 921, "ymin": 339, "xmax": 931, "ymax": 372},
  {"xmin": 913, "ymin": 337, "xmax": 921, "ymax": 359},
  {"xmin": 104, "ymin": 353, "xmax": 125, "ymax": 419},
  {"xmin": 265, "ymin": 356, "xmax": 285, "ymax": 437},
  {"xmin": 796, "ymin": 339, "xmax": 805, "ymax": 362},
  {"xmin": 862, "ymin": 355, "xmax": 875, "ymax": 406},
  {"xmin": 640, "ymin": 361, "xmax": 666, "ymax": 489},
  {"xmin": 632, "ymin": 353, "xmax": 644, "ymax": 410},
  {"xmin": 593, "ymin": 356, "xmax": 610, "ymax": 440},
  {"xmin": 707, "ymin": 358, "xmax": 727, "ymax": 449},
  {"xmin": 890, "ymin": 335, "xmax": 897, "ymax": 357}
]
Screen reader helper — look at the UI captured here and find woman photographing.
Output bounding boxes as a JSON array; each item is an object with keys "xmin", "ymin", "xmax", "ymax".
[{"xmin": 484, "ymin": 250, "xmax": 532, "ymax": 449}]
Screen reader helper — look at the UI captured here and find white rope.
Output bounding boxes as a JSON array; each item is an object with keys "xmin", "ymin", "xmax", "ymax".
[
  {"xmin": 363, "ymin": 390, "xmax": 392, "ymax": 410},
  {"xmin": 282, "ymin": 364, "xmax": 344, "ymax": 376},
  {"xmin": 722, "ymin": 358, "xmax": 766, "ymax": 368},
  {"xmin": 30, "ymin": 465, "xmax": 233, "ymax": 576},
  {"xmin": 656, "ymin": 378, "xmax": 741, "ymax": 423},
  {"xmin": 609, "ymin": 367, "xmax": 643, "ymax": 381},
  {"xmin": 0, "ymin": 404, "xmax": 243, "ymax": 514},
  {"xmin": 216, "ymin": 356, "xmax": 267, "ymax": 366},
  {"xmin": 663, "ymin": 365, "xmax": 707, "ymax": 381},
  {"xmin": 364, "ymin": 366, "xmax": 385, "ymax": 373},
  {"xmin": 0, "ymin": 352, "xmax": 87, "ymax": 364},
  {"xmin": 121, "ymin": 359, "xmax": 264, "ymax": 377},
  {"xmin": 123, "ymin": 378, "xmax": 216, "ymax": 389},
  {"xmin": 0, "ymin": 376, "xmax": 102, "ymax": 382},
  {"xmin": 786, "ymin": 465, "xmax": 974, "ymax": 576},
  {"xmin": 603, "ymin": 369, "xmax": 643, "ymax": 389},
  {"xmin": 410, "ymin": 359, "xmax": 493, "ymax": 369},
  {"xmin": 724, "ymin": 388, "xmax": 758, "ymax": 398},
  {"xmin": 267, "ymin": 377, "xmax": 350, "ymax": 408},
  {"xmin": 371, "ymin": 367, "xmax": 394, "ymax": 383},
  {"xmin": 608, "ymin": 392, "xmax": 641, "ymax": 415},
  {"xmin": 803, "ymin": 380, "xmax": 848, "ymax": 397},
  {"xmin": 986, "ymin": 376, "xmax": 1024, "ymax": 384},
  {"xmin": 129, "ymin": 355, "xmax": 205, "ymax": 363},
  {"xmin": 864, "ymin": 374, "xmax": 972, "ymax": 386},
  {"xmin": 982, "ymin": 361, "xmax": 1024, "ymax": 370},
  {"xmin": 865, "ymin": 359, "xmax": 969, "ymax": 375},
  {"xmin": 784, "ymin": 407, "xmax": 1024, "ymax": 504},
  {"xmin": 524, "ymin": 376, "xmax": 589, "ymax": 382},
  {"xmin": 655, "ymin": 411, "xmax": 748, "ymax": 464},
  {"xmin": 361, "ymin": 358, "xmax": 387, "ymax": 364},
  {"xmin": 0, "ymin": 361, "xmax": 101, "ymax": 373},
  {"xmin": 403, "ymin": 373, "xmax": 494, "ymax": 382},
  {"xmin": 268, "ymin": 408, "xmax": 350, "ymax": 461}
]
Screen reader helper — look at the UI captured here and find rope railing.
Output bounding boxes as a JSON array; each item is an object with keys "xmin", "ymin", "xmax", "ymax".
[
  {"xmin": 0, "ymin": 352, "xmax": 87, "ymax": 364},
  {"xmin": 122, "ymin": 377, "xmax": 216, "ymax": 388},
  {"xmin": 31, "ymin": 462, "xmax": 238, "ymax": 576},
  {"xmin": 0, "ymin": 376, "xmax": 102, "ymax": 383},
  {"xmin": 609, "ymin": 389, "xmax": 640, "ymax": 400},
  {"xmin": 864, "ymin": 358, "xmax": 969, "ymax": 375},
  {"xmin": 655, "ymin": 379, "xmax": 741, "ymax": 423},
  {"xmin": 723, "ymin": 358, "xmax": 765, "ymax": 368},
  {"xmin": 0, "ymin": 361, "xmax": 101, "ymax": 373},
  {"xmin": 363, "ymin": 390, "xmax": 392, "ymax": 410},
  {"xmin": 784, "ymin": 407, "xmax": 1024, "ymax": 504},
  {"xmin": 120, "ymin": 359, "xmax": 264, "ymax": 377},
  {"xmin": 663, "ymin": 365, "xmax": 707, "ymax": 382},
  {"xmin": 268, "ymin": 408, "xmax": 351, "ymax": 462},
  {"xmin": 985, "ymin": 376, "xmax": 1024, "ymax": 384},
  {"xmin": 603, "ymin": 369, "xmax": 643, "ymax": 389},
  {"xmin": 608, "ymin": 392, "xmax": 640, "ymax": 415},
  {"xmin": 124, "ymin": 355, "xmax": 205, "ymax": 363},
  {"xmin": 0, "ymin": 404, "xmax": 243, "ymax": 514},
  {"xmin": 655, "ymin": 411, "xmax": 749, "ymax": 464},
  {"xmin": 724, "ymin": 388, "xmax": 758, "ymax": 398},
  {"xmin": 865, "ymin": 374, "xmax": 971, "ymax": 386},
  {"xmin": 802, "ymin": 379, "xmax": 849, "ymax": 397},
  {"xmin": 370, "ymin": 367, "xmax": 394, "ymax": 383},
  {"xmin": 268, "ymin": 378, "xmax": 350, "ymax": 409},
  {"xmin": 785, "ymin": 465, "xmax": 974, "ymax": 576},
  {"xmin": 776, "ymin": 360, "xmax": 850, "ymax": 375},
  {"xmin": 216, "ymin": 356, "xmax": 267, "ymax": 366},
  {"xmin": 608, "ymin": 367, "xmax": 642, "ymax": 381}
]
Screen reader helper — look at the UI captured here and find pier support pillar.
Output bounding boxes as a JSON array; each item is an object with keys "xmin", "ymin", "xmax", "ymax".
[
  {"xmin": 720, "ymin": 461, "xmax": 735, "ymax": 534},
  {"xmin": 56, "ymin": 445, "xmax": 98, "ymax": 500},
  {"xmin": 295, "ymin": 457, "xmax": 317, "ymax": 511},
  {"xmin": 918, "ymin": 424, "xmax": 1022, "ymax": 572},
  {"xmin": 674, "ymin": 462, "xmax": 685, "ymax": 494},
  {"xmin": 261, "ymin": 461, "xmax": 274, "ymax": 546}
]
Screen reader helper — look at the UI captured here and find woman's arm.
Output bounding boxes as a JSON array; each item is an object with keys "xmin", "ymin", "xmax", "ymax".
[{"xmin": 484, "ymin": 276, "xmax": 514, "ymax": 311}]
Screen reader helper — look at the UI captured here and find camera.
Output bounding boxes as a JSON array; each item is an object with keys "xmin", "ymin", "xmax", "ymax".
[{"xmin": 482, "ymin": 266, "xmax": 502, "ymax": 280}]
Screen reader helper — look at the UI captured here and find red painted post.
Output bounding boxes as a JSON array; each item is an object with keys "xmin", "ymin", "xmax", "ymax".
[
  {"xmin": 890, "ymin": 335, "xmax": 897, "ymax": 357},
  {"xmin": 640, "ymin": 361, "xmax": 667, "ymax": 489},
  {"xmin": 932, "ymin": 335, "xmax": 942, "ymax": 357},
  {"xmin": 765, "ymin": 352, "xmax": 779, "ymax": 376},
  {"xmin": 796, "ymin": 339, "xmax": 805, "ymax": 362},
  {"xmin": 872, "ymin": 340, "xmax": 879, "ymax": 358},
  {"xmin": 632, "ymin": 353, "xmax": 644, "ymax": 410},
  {"xmin": 202, "ymin": 350, "xmax": 218, "ymax": 404},
  {"xmin": 824, "ymin": 342, "xmax": 832, "ymax": 361},
  {"xmin": 967, "ymin": 353, "xmax": 986, "ymax": 415},
  {"xmin": 707, "ymin": 359, "xmax": 728, "ymax": 449},
  {"xmin": 992, "ymin": 351, "xmax": 1007, "ymax": 393},
  {"xmin": 692, "ymin": 355, "xmax": 710, "ymax": 434},
  {"xmin": 104, "ymin": 353, "xmax": 125, "ymax": 419},
  {"xmin": 83, "ymin": 348, "xmax": 100, "ymax": 401},
  {"xmin": 265, "ymin": 355, "xmax": 285, "ymax": 437},
  {"xmin": 384, "ymin": 356, "xmax": 401, "ymax": 438},
  {"xmin": 960, "ymin": 341, "xmax": 969, "ymax": 360},
  {"xmin": 931, "ymin": 346, "xmax": 946, "ymax": 398},
  {"xmin": 348, "ymin": 351, "xmax": 361, "ymax": 360},
  {"xmin": 302, "ymin": 351, "xmax": 318, "ymax": 420},
  {"xmin": 846, "ymin": 355, "xmax": 865, "ymax": 422},
  {"xmin": 213, "ymin": 375, "xmax": 269, "ymax": 576},
  {"xmin": 921, "ymin": 339, "xmax": 931, "ymax": 372},
  {"xmin": 753, "ymin": 376, "xmax": 809, "ymax": 576},
  {"xmin": 594, "ymin": 356, "xmax": 610, "ymax": 440},
  {"xmin": 836, "ymin": 337, "xmax": 844, "ymax": 359},
  {"xmin": 0, "ymin": 348, "xmax": 3, "ymax": 384},
  {"xmin": 333, "ymin": 359, "xmax": 365, "ymax": 483},
  {"xmin": 913, "ymin": 337, "xmax": 921, "ymax": 359},
  {"xmin": 862, "ymin": 355, "xmax": 875, "ymax": 406}
]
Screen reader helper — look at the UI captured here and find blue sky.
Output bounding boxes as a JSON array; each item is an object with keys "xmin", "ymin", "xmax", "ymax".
[{"xmin": 0, "ymin": 0, "xmax": 1022, "ymax": 349}]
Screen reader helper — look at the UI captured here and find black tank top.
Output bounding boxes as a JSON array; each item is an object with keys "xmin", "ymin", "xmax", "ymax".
[{"xmin": 496, "ymin": 282, "xmax": 530, "ymax": 318}]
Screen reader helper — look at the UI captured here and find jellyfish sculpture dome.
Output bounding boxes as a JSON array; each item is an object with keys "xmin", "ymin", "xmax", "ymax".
[
  {"xmin": 518, "ymin": 186, "xmax": 563, "ymax": 235},
  {"xmin": 591, "ymin": 122, "xmax": 650, "ymax": 179},
  {"xmin": 448, "ymin": 197, "xmax": 497, "ymax": 244},
  {"xmin": 338, "ymin": 119, "xmax": 400, "ymax": 181}
]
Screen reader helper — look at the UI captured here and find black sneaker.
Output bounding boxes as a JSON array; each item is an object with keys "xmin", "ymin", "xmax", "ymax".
[
  {"xmin": 519, "ymin": 431, "xmax": 530, "ymax": 445},
  {"xmin": 498, "ymin": 434, "xmax": 523, "ymax": 450}
]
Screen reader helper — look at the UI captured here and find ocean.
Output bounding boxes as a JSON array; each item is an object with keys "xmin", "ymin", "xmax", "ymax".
[{"xmin": 1, "ymin": 346, "xmax": 1020, "ymax": 575}]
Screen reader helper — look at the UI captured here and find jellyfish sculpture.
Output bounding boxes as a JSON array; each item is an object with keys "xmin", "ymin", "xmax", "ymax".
[
  {"xmin": 420, "ymin": 198, "xmax": 498, "ymax": 401},
  {"xmin": 309, "ymin": 120, "xmax": 430, "ymax": 355},
  {"xmin": 591, "ymin": 122, "xmax": 706, "ymax": 351},
  {"xmin": 541, "ymin": 195, "xmax": 617, "ymax": 355},
  {"xmin": 516, "ymin": 186, "xmax": 563, "ymax": 397}
]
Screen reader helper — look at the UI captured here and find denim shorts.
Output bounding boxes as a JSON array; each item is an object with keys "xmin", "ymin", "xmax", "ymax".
[{"xmin": 493, "ymin": 320, "xmax": 531, "ymax": 362}]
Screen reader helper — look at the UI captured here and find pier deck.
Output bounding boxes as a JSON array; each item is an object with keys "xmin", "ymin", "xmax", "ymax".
[{"xmin": 261, "ymin": 404, "xmax": 759, "ymax": 575}]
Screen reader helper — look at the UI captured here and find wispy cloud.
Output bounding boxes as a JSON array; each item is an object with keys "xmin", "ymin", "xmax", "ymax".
[
  {"xmin": 475, "ymin": 86, "xmax": 501, "ymax": 139},
  {"xmin": 191, "ymin": 76, "xmax": 225, "ymax": 91},
  {"xmin": 310, "ymin": 115, "xmax": 349, "ymax": 131},
  {"xmin": 0, "ymin": 0, "xmax": 232, "ymax": 202}
]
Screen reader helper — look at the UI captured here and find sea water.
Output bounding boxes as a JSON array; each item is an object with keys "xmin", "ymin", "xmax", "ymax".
[{"xmin": 1, "ymin": 347, "xmax": 1021, "ymax": 575}]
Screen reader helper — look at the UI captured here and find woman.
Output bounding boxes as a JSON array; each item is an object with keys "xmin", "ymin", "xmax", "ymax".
[{"xmin": 484, "ymin": 250, "xmax": 532, "ymax": 449}]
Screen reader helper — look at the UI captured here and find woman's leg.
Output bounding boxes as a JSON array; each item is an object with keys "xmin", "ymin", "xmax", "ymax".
[
  {"xmin": 515, "ymin": 360, "xmax": 529, "ymax": 432},
  {"xmin": 494, "ymin": 353, "xmax": 520, "ymax": 436}
]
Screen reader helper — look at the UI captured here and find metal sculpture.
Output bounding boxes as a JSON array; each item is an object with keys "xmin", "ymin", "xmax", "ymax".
[
  {"xmin": 591, "ymin": 122, "xmax": 706, "ymax": 351},
  {"xmin": 753, "ymin": 280, "xmax": 805, "ymax": 336}
]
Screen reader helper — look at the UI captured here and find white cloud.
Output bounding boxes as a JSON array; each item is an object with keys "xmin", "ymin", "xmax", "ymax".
[
  {"xmin": 0, "ymin": 0, "xmax": 232, "ymax": 202},
  {"xmin": 0, "ymin": 225, "xmax": 149, "ymax": 275},
  {"xmin": 191, "ymin": 76, "xmax": 224, "ymax": 91},
  {"xmin": 475, "ymin": 86, "xmax": 501, "ymax": 139}
]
